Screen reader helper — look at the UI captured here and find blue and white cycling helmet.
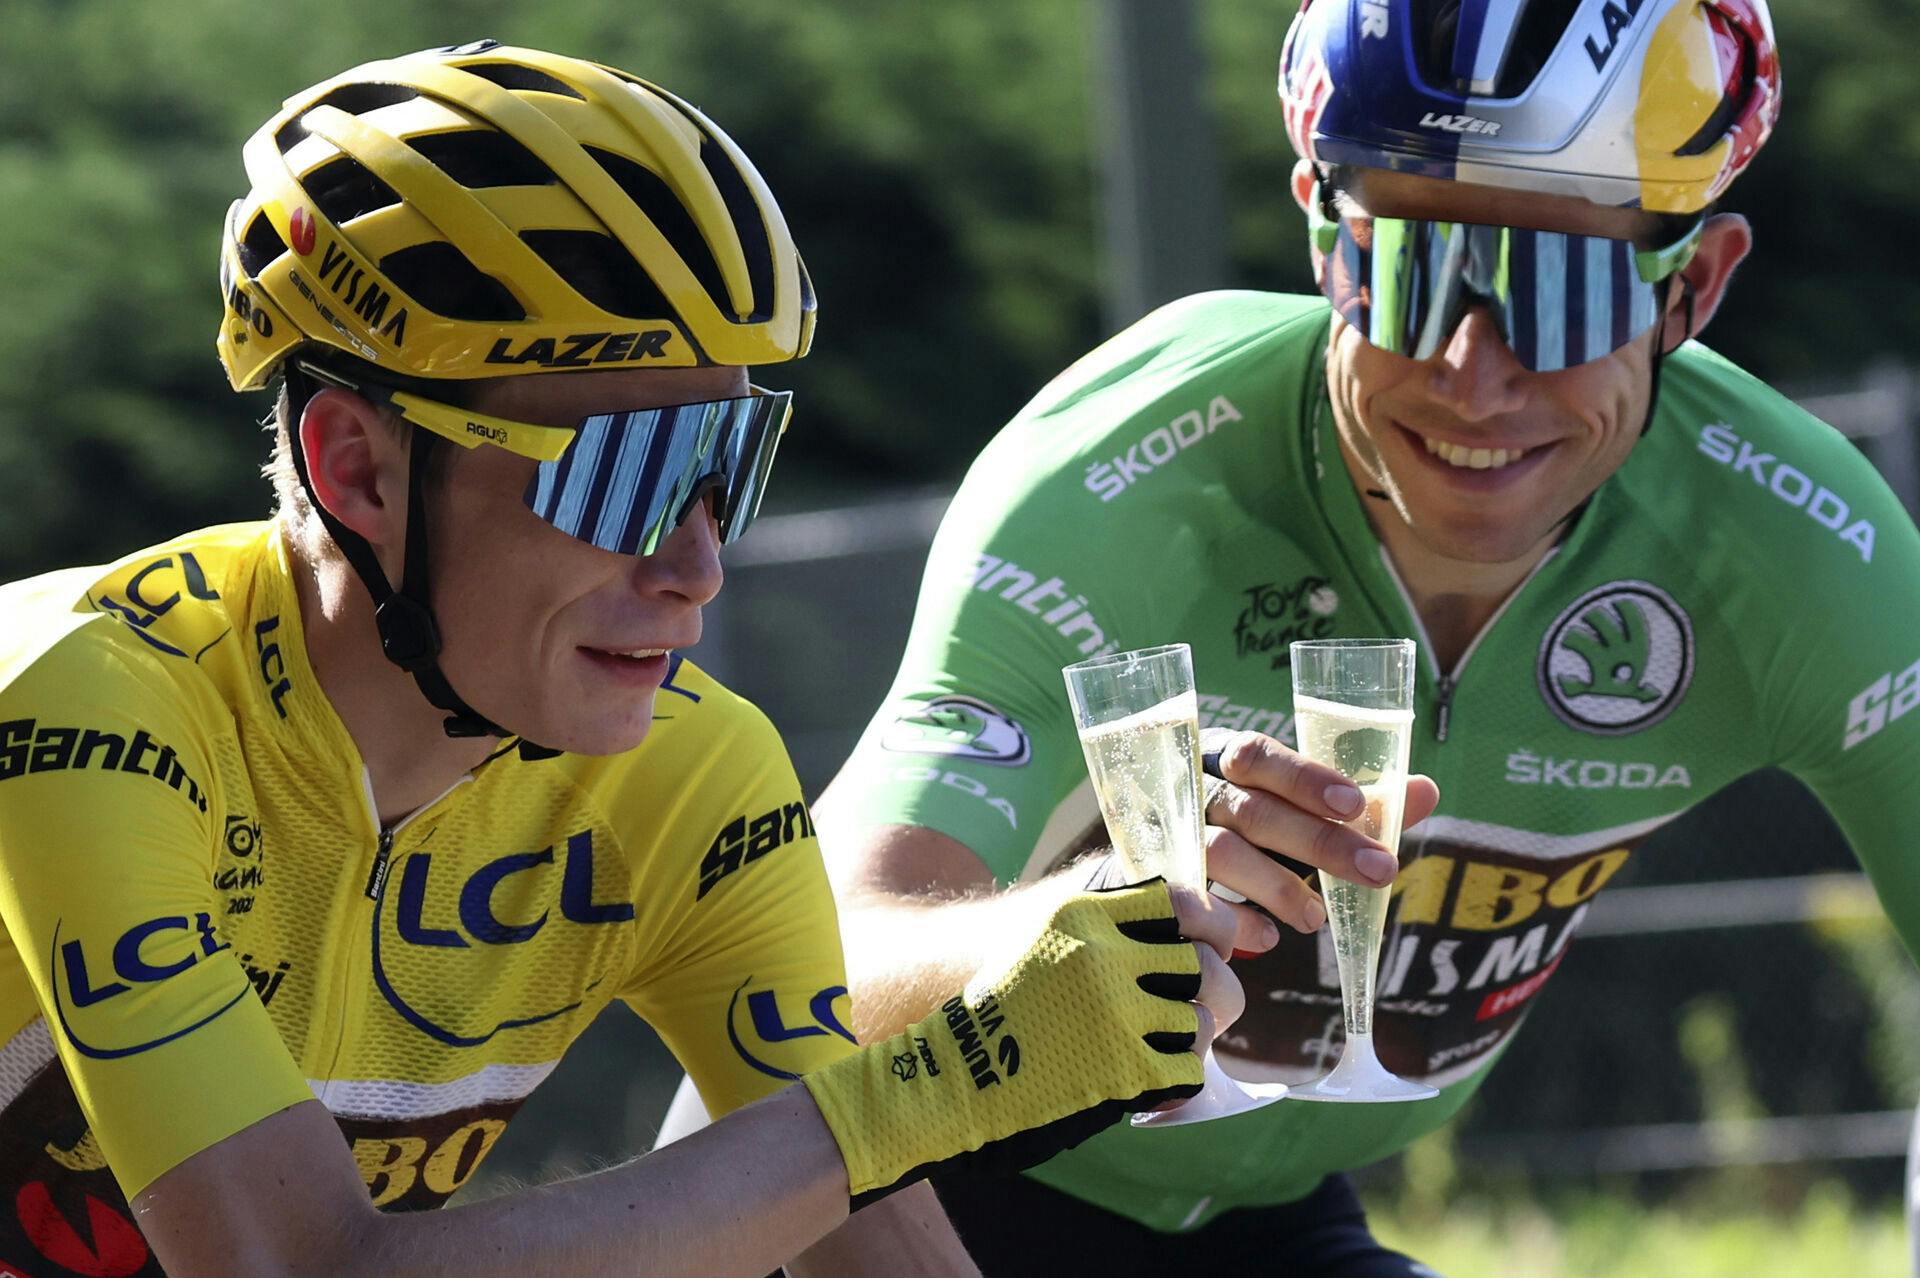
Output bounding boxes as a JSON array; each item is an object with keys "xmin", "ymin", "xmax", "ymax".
[{"xmin": 1279, "ymin": 0, "xmax": 1781, "ymax": 215}]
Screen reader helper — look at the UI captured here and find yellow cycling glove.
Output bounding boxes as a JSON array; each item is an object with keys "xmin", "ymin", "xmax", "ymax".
[{"xmin": 804, "ymin": 879, "xmax": 1205, "ymax": 1208}]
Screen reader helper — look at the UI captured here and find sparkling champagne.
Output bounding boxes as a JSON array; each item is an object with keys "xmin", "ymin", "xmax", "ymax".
[
  {"xmin": 1075, "ymin": 691, "xmax": 1205, "ymax": 887},
  {"xmin": 1292, "ymin": 693, "xmax": 1414, "ymax": 1036}
]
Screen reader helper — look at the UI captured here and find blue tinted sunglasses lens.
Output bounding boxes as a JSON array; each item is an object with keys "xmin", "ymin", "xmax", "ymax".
[
  {"xmin": 523, "ymin": 390, "xmax": 792, "ymax": 556},
  {"xmin": 1320, "ymin": 216, "xmax": 1678, "ymax": 373}
]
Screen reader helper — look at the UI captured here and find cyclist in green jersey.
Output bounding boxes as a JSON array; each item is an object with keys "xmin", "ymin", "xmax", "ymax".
[
  {"xmin": 769, "ymin": 0, "xmax": 1914, "ymax": 1272},
  {"xmin": 0, "ymin": 42, "xmax": 1251, "ymax": 1278}
]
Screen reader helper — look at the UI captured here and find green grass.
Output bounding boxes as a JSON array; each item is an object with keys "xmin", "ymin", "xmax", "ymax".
[{"xmin": 1366, "ymin": 1184, "xmax": 1908, "ymax": 1278}]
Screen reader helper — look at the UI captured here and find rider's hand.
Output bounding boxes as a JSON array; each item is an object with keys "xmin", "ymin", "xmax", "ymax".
[
  {"xmin": 1198, "ymin": 727, "xmax": 1440, "ymax": 943},
  {"xmin": 804, "ymin": 878, "xmax": 1240, "ymax": 1208}
]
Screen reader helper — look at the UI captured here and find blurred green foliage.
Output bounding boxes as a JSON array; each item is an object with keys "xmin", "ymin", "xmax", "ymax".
[
  {"xmin": 1817, "ymin": 894, "xmax": 1920, "ymax": 1111},
  {"xmin": 1367, "ymin": 1181, "xmax": 1908, "ymax": 1277},
  {"xmin": 4, "ymin": 0, "xmax": 1920, "ymax": 579}
]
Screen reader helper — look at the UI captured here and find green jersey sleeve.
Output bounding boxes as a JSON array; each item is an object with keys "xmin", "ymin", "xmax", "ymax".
[
  {"xmin": 1727, "ymin": 388, "xmax": 1920, "ymax": 962},
  {"xmin": 1648, "ymin": 343, "xmax": 1920, "ymax": 962}
]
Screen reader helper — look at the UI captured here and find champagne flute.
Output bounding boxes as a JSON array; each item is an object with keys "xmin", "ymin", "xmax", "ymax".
[
  {"xmin": 1063, "ymin": 643, "xmax": 1289, "ymax": 1126},
  {"xmin": 1287, "ymin": 638, "xmax": 1437, "ymax": 1103}
]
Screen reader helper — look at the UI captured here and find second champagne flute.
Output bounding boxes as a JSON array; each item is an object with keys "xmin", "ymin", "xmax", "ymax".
[{"xmin": 1287, "ymin": 638, "xmax": 1438, "ymax": 1103}]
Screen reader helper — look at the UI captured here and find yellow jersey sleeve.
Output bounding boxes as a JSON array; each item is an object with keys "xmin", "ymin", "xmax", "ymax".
[
  {"xmin": 0, "ymin": 632, "xmax": 315, "ymax": 1197},
  {"xmin": 619, "ymin": 698, "xmax": 856, "ymax": 1120}
]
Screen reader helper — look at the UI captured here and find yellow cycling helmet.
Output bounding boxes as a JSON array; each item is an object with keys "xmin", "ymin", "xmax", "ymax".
[{"xmin": 217, "ymin": 39, "xmax": 816, "ymax": 390}]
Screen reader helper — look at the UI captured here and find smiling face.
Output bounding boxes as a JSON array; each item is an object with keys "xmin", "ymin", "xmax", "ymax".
[
  {"xmin": 1311, "ymin": 167, "xmax": 1693, "ymax": 566},
  {"xmin": 420, "ymin": 364, "xmax": 748, "ymax": 755}
]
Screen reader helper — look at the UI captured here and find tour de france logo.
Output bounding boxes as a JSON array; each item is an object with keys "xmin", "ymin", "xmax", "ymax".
[{"xmin": 1537, "ymin": 581, "xmax": 1694, "ymax": 736}]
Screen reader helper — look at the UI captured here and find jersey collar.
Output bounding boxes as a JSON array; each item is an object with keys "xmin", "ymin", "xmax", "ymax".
[{"xmin": 248, "ymin": 523, "xmax": 376, "ymax": 788}]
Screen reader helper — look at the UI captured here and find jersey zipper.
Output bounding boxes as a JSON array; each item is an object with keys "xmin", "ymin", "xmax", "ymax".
[
  {"xmin": 1434, "ymin": 675, "xmax": 1457, "ymax": 742},
  {"xmin": 1376, "ymin": 546, "xmax": 1561, "ymax": 744},
  {"xmin": 365, "ymin": 827, "xmax": 395, "ymax": 901},
  {"xmin": 314, "ymin": 770, "xmax": 474, "ymax": 1104},
  {"xmin": 358, "ymin": 768, "xmax": 475, "ymax": 901}
]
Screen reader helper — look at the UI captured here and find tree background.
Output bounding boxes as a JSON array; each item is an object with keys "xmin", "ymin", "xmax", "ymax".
[{"xmin": 3, "ymin": 0, "xmax": 1918, "ymax": 578}]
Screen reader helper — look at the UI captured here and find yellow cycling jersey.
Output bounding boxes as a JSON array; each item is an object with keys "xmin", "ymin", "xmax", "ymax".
[{"xmin": 0, "ymin": 522, "xmax": 854, "ymax": 1277}]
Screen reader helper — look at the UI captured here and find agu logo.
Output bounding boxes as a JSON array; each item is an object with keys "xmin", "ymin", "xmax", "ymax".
[
  {"xmin": 880, "ymin": 696, "xmax": 1030, "ymax": 767},
  {"xmin": 1538, "ymin": 582, "xmax": 1693, "ymax": 735}
]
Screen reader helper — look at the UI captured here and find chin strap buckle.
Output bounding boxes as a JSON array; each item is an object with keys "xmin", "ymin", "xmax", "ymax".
[
  {"xmin": 374, "ymin": 594, "xmax": 443, "ymax": 674},
  {"xmin": 372, "ymin": 593, "xmax": 560, "ymax": 754}
]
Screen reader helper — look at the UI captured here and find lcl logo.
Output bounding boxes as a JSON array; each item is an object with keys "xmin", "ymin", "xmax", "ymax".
[{"xmin": 391, "ymin": 829, "xmax": 633, "ymax": 949}]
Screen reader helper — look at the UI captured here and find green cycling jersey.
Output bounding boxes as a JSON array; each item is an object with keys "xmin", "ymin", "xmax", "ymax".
[{"xmin": 829, "ymin": 291, "xmax": 1920, "ymax": 1231}]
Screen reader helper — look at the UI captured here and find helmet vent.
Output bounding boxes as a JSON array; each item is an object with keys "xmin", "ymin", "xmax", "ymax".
[
  {"xmin": 305, "ymin": 155, "xmax": 404, "ymax": 226},
  {"xmin": 279, "ymin": 84, "xmax": 422, "ymax": 153},
  {"xmin": 1499, "ymin": 0, "xmax": 1586, "ymax": 95},
  {"xmin": 407, "ymin": 128, "xmax": 558, "ymax": 189},
  {"xmin": 1412, "ymin": 0, "xmax": 1468, "ymax": 88},
  {"xmin": 1414, "ymin": 0, "xmax": 1586, "ymax": 98},
  {"xmin": 797, "ymin": 254, "xmax": 815, "ymax": 315},
  {"xmin": 1673, "ymin": 8, "xmax": 1755, "ymax": 156},
  {"xmin": 583, "ymin": 146, "xmax": 732, "ymax": 319},
  {"xmin": 315, "ymin": 81, "xmax": 421, "ymax": 114},
  {"xmin": 461, "ymin": 62, "xmax": 586, "ymax": 100},
  {"xmin": 697, "ymin": 137, "xmax": 775, "ymax": 323},
  {"xmin": 379, "ymin": 241, "xmax": 526, "ymax": 321},
  {"xmin": 519, "ymin": 229, "xmax": 676, "ymax": 320},
  {"xmin": 311, "ymin": 82, "xmax": 421, "ymax": 121},
  {"xmin": 239, "ymin": 212, "xmax": 289, "ymax": 277}
]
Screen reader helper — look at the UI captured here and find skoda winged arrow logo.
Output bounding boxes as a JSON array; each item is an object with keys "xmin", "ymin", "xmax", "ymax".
[
  {"xmin": 1555, "ymin": 599, "xmax": 1662, "ymax": 704},
  {"xmin": 880, "ymin": 696, "xmax": 1031, "ymax": 766},
  {"xmin": 1538, "ymin": 582, "xmax": 1693, "ymax": 736}
]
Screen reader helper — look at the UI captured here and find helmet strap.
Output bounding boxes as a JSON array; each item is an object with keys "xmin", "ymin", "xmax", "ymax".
[
  {"xmin": 374, "ymin": 429, "xmax": 502, "ymax": 739},
  {"xmin": 1640, "ymin": 275, "xmax": 1696, "ymax": 437},
  {"xmin": 282, "ymin": 364, "xmax": 560, "ymax": 760}
]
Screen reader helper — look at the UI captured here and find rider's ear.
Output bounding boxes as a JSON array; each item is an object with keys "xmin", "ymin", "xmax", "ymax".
[
  {"xmin": 298, "ymin": 389, "xmax": 413, "ymax": 582},
  {"xmin": 1659, "ymin": 213, "xmax": 1751, "ymax": 353}
]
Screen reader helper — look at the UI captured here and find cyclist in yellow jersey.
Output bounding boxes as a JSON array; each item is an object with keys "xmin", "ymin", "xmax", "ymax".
[{"xmin": 0, "ymin": 42, "xmax": 1249, "ymax": 1277}]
